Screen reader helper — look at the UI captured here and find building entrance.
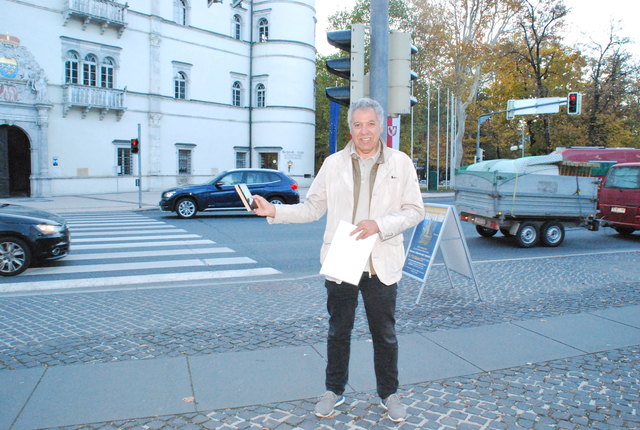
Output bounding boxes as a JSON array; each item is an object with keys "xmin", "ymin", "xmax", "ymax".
[{"xmin": 0, "ymin": 125, "xmax": 31, "ymax": 197}]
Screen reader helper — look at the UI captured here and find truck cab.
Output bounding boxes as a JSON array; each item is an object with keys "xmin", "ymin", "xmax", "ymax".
[{"xmin": 598, "ymin": 162, "xmax": 640, "ymax": 235}]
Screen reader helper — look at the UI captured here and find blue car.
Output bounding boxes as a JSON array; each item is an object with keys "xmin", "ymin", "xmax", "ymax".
[{"xmin": 159, "ymin": 168, "xmax": 300, "ymax": 218}]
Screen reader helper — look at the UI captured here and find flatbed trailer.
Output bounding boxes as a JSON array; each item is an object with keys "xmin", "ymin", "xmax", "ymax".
[{"xmin": 454, "ymin": 169, "xmax": 600, "ymax": 247}]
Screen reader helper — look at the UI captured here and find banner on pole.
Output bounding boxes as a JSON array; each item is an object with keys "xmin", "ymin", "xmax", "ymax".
[
  {"xmin": 329, "ymin": 101, "xmax": 340, "ymax": 154},
  {"xmin": 386, "ymin": 116, "xmax": 400, "ymax": 150}
]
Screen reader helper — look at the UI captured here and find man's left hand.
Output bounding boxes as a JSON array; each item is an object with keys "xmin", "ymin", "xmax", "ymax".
[{"xmin": 351, "ymin": 220, "xmax": 380, "ymax": 240}]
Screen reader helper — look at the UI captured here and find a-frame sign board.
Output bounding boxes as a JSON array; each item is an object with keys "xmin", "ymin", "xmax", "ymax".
[{"xmin": 403, "ymin": 204, "xmax": 481, "ymax": 304}]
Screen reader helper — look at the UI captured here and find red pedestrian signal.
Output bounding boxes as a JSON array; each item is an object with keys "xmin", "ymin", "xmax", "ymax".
[{"xmin": 131, "ymin": 138, "xmax": 139, "ymax": 154}]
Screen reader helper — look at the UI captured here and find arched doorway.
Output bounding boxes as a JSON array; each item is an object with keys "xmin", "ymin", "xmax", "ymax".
[{"xmin": 0, "ymin": 125, "xmax": 31, "ymax": 197}]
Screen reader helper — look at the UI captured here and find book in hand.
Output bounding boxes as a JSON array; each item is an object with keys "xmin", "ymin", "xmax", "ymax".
[
  {"xmin": 234, "ymin": 183, "xmax": 257, "ymax": 211},
  {"xmin": 320, "ymin": 220, "xmax": 377, "ymax": 285}
]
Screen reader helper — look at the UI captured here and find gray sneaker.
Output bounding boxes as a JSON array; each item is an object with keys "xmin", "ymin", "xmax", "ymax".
[
  {"xmin": 314, "ymin": 391, "xmax": 345, "ymax": 418},
  {"xmin": 380, "ymin": 393, "xmax": 407, "ymax": 422}
]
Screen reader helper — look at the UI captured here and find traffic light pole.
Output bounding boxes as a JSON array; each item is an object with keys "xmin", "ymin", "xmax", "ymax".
[
  {"xmin": 369, "ymin": 0, "xmax": 389, "ymax": 122},
  {"xmin": 137, "ymin": 123, "xmax": 141, "ymax": 208}
]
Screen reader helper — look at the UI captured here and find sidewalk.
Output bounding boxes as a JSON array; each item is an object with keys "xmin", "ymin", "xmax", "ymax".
[
  {"xmin": 0, "ymin": 188, "xmax": 454, "ymax": 214},
  {"xmin": 2, "ymin": 306, "xmax": 639, "ymax": 429}
]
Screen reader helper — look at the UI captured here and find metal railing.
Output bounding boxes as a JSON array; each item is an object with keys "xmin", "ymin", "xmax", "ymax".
[{"xmin": 67, "ymin": 0, "xmax": 127, "ymax": 23}]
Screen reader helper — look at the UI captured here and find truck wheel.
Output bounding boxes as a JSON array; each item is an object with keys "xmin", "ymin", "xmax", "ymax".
[
  {"xmin": 614, "ymin": 226, "xmax": 635, "ymax": 236},
  {"xmin": 541, "ymin": 221, "xmax": 565, "ymax": 247},
  {"xmin": 515, "ymin": 222, "xmax": 539, "ymax": 248},
  {"xmin": 476, "ymin": 225, "xmax": 498, "ymax": 237}
]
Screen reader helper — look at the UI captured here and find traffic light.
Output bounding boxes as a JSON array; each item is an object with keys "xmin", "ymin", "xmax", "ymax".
[
  {"xmin": 567, "ymin": 92, "xmax": 582, "ymax": 115},
  {"xmin": 130, "ymin": 138, "xmax": 139, "ymax": 154},
  {"xmin": 388, "ymin": 30, "xmax": 418, "ymax": 115},
  {"xmin": 325, "ymin": 23, "xmax": 365, "ymax": 107}
]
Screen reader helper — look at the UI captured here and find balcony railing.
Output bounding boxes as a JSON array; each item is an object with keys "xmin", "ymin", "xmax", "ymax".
[
  {"xmin": 63, "ymin": 0, "xmax": 128, "ymax": 37},
  {"xmin": 63, "ymin": 85, "xmax": 127, "ymax": 120}
]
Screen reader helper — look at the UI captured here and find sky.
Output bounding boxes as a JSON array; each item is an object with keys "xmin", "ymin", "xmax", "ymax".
[{"xmin": 315, "ymin": 0, "xmax": 640, "ymax": 59}]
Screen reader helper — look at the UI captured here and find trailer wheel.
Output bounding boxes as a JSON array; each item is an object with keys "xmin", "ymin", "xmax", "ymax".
[
  {"xmin": 500, "ymin": 227, "xmax": 514, "ymax": 237},
  {"xmin": 515, "ymin": 222, "xmax": 539, "ymax": 248},
  {"xmin": 541, "ymin": 221, "xmax": 565, "ymax": 247},
  {"xmin": 476, "ymin": 226, "xmax": 498, "ymax": 237}
]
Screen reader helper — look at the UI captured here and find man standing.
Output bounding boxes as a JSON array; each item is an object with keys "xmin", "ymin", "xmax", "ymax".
[{"xmin": 252, "ymin": 98, "xmax": 424, "ymax": 422}]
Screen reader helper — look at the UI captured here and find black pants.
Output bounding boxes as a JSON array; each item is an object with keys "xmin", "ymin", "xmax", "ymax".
[{"xmin": 324, "ymin": 274, "xmax": 398, "ymax": 399}]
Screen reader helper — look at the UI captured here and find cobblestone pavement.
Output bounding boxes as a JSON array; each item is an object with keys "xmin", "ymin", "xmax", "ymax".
[{"xmin": 1, "ymin": 251, "xmax": 639, "ymax": 429}]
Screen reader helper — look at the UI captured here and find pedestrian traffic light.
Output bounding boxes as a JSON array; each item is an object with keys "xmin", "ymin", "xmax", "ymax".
[
  {"xmin": 567, "ymin": 92, "xmax": 582, "ymax": 115},
  {"xmin": 388, "ymin": 30, "xmax": 418, "ymax": 116},
  {"xmin": 325, "ymin": 23, "xmax": 365, "ymax": 107},
  {"xmin": 131, "ymin": 138, "xmax": 139, "ymax": 154}
]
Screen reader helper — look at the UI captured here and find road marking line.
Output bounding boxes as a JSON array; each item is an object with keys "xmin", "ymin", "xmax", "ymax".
[
  {"xmin": 65, "ymin": 247, "xmax": 235, "ymax": 261},
  {"xmin": 72, "ymin": 234, "xmax": 200, "ymax": 243},
  {"xmin": 71, "ymin": 229, "xmax": 187, "ymax": 237},
  {"xmin": 67, "ymin": 221, "xmax": 165, "ymax": 226},
  {"xmin": 70, "ymin": 225, "xmax": 175, "ymax": 231},
  {"xmin": 21, "ymin": 257, "xmax": 256, "ymax": 276},
  {"xmin": 72, "ymin": 239, "xmax": 215, "ymax": 250},
  {"xmin": 0, "ymin": 268, "xmax": 282, "ymax": 293}
]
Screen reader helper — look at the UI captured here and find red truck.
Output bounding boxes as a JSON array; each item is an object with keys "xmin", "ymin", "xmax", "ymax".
[
  {"xmin": 553, "ymin": 147, "xmax": 640, "ymax": 235},
  {"xmin": 597, "ymin": 162, "xmax": 640, "ymax": 235}
]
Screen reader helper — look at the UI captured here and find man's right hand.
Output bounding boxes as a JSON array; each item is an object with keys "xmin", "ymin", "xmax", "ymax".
[{"xmin": 252, "ymin": 195, "xmax": 276, "ymax": 217}]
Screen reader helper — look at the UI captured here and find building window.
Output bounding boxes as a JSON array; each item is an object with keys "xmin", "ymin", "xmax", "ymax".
[
  {"xmin": 65, "ymin": 51, "xmax": 80, "ymax": 84},
  {"xmin": 232, "ymin": 81, "xmax": 242, "ymax": 106},
  {"xmin": 233, "ymin": 14, "xmax": 242, "ymax": 40},
  {"xmin": 101, "ymin": 57, "xmax": 114, "ymax": 88},
  {"xmin": 174, "ymin": 0, "xmax": 189, "ymax": 25},
  {"xmin": 117, "ymin": 147, "xmax": 132, "ymax": 175},
  {"xmin": 174, "ymin": 71, "xmax": 187, "ymax": 99},
  {"xmin": 260, "ymin": 152, "xmax": 278, "ymax": 170},
  {"xmin": 256, "ymin": 83, "xmax": 266, "ymax": 107},
  {"xmin": 178, "ymin": 149, "xmax": 192, "ymax": 174},
  {"xmin": 235, "ymin": 151, "xmax": 248, "ymax": 168},
  {"xmin": 258, "ymin": 18, "xmax": 269, "ymax": 42},
  {"xmin": 82, "ymin": 54, "xmax": 98, "ymax": 86}
]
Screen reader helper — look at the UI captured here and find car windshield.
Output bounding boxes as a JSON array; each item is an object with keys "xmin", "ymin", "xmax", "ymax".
[{"xmin": 604, "ymin": 166, "xmax": 640, "ymax": 190}]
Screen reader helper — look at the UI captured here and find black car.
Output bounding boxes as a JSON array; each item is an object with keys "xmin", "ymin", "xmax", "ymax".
[
  {"xmin": 0, "ymin": 204, "xmax": 70, "ymax": 276},
  {"xmin": 159, "ymin": 168, "xmax": 300, "ymax": 218}
]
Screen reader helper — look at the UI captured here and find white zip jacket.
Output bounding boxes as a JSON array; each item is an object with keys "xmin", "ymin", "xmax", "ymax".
[{"xmin": 268, "ymin": 140, "xmax": 424, "ymax": 285}]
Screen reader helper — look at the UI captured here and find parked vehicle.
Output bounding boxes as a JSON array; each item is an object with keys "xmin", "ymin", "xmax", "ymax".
[
  {"xmin": 159, "ymin": 168, "xmax": 300, "ymax": 218},
  {"xmin": 597, "ymin": 162, "xmax": 640, "ymax": 235},
  {"xmin": 455, "ymin": 154, "xmax": 600, "ymax": 248},
  {"xmin": 0, "ymin": 204, "xmax": 70, "ymax": 276}
]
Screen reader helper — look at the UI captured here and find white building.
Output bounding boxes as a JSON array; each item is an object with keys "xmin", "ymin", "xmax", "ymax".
[{"xmin": 0, "ymin": 0, "xmax": 317, "ymax": 197}]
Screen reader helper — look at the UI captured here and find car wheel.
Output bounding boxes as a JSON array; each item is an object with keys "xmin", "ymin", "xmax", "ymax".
[
  {"xmin": 614, "ymin": 226, "xmax": 635, "ymax": 236},
  {"xmin": 0, "ymin": 237, "xmax": 32, "ymax": 276},
  {"xmin": 176, "ymin": 198, "xmax": 198, "ymax": 219},
  {"xmin": 475, "ymin": 225, "xmax": 498, "ymax": 237},
  {"xmin": 540, "ymin": 221, "xmax": 565, "ymax": 247},
  {"xmin": 268, "ymin": 196, "xmax": 285, "ymax": 205},
  {"xmin": 515, "ymin": 222, "xmax": 539, "ymax": 248}
]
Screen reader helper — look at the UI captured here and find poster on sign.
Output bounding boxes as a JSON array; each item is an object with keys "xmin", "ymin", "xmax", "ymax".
[
  {"xmin": 403, "ymin": 204, "xmax": 481, "ymax": 303},
  {"xmin": 386, "ymin": 116, "xmax": 400, "ymax": 150}
]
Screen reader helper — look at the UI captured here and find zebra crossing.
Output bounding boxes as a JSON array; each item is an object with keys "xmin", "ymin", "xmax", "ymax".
[{"xmin": 0, "ymin": 212, "xmax": 281, "ymax": 293}]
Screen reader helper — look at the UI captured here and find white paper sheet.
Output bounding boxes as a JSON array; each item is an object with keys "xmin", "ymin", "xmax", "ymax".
[{"xmin": 320, "ymin": 220, "xmax": 377, "ymax": 285}]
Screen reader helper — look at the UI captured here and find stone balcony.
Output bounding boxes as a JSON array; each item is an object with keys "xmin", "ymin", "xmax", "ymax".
[
  {"xmin": 63, "ymin": 0, "xmax": 128, "ymax": 37},
  {"xmin": 62, "ymin": 85, "xmax": 126, "ymax": 120}
]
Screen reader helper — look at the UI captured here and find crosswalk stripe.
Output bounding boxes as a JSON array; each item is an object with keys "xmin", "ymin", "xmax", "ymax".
[
  {"xmin": 72, "ymin": 239, "xmax": 214, "ymax": 250},
  {"xmin": 71, "ymin": 229, "xmax": 187, "ymax": 237},
  {"xmin": 72, "ymin": 234, "xmax": 200, "ymax": 243},
  {"xmin": 0, "ymin": 268, "xmax": 282, "ymax": 293},
  {"xmin": 21, "ymin": 257, "xmax": 256, "ymax": 276},
  {"xmin": 68, "ymin": 221, "xmax": 166, "ymax": 226},
  {"xmin": 65, "ymin": 247, "xmax": 235, "ymax": 261},
  {"xmin": 70, "ymin": 225, "xmax": 176, "ymax": 232}
]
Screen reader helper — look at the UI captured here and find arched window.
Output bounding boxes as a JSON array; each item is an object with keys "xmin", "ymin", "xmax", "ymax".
[
  {"xmin": 82, "ymin": 54, "xmax": 98, "ymax": 86},
  {"xmin": 258, "ymin": 18, "xmax": 269, "ymax": 42},
  {"xmin": 232, "ymin": 81, "xmax": 242, "ymax": 106},
  {"xmin": 233, "ymin": 14, "xmax": 242, "ymax": 40},
  {"xmin": 174, "ymin": 71, "xmax": 187, "ymax": 99},
  {"xmin": 64, "ymin": 51, "xmax": 80, "ymax": 84},
  {"xmin": 100, "ymin": 57, "xmax": 114, "ymax": 88},
  {"xmin": 174, "ymin": 0, "xmax": 188, "ymax": 25},
  {"xmin": 256, "ymin": 83, "xmax": 266, "ymax": 107}
]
